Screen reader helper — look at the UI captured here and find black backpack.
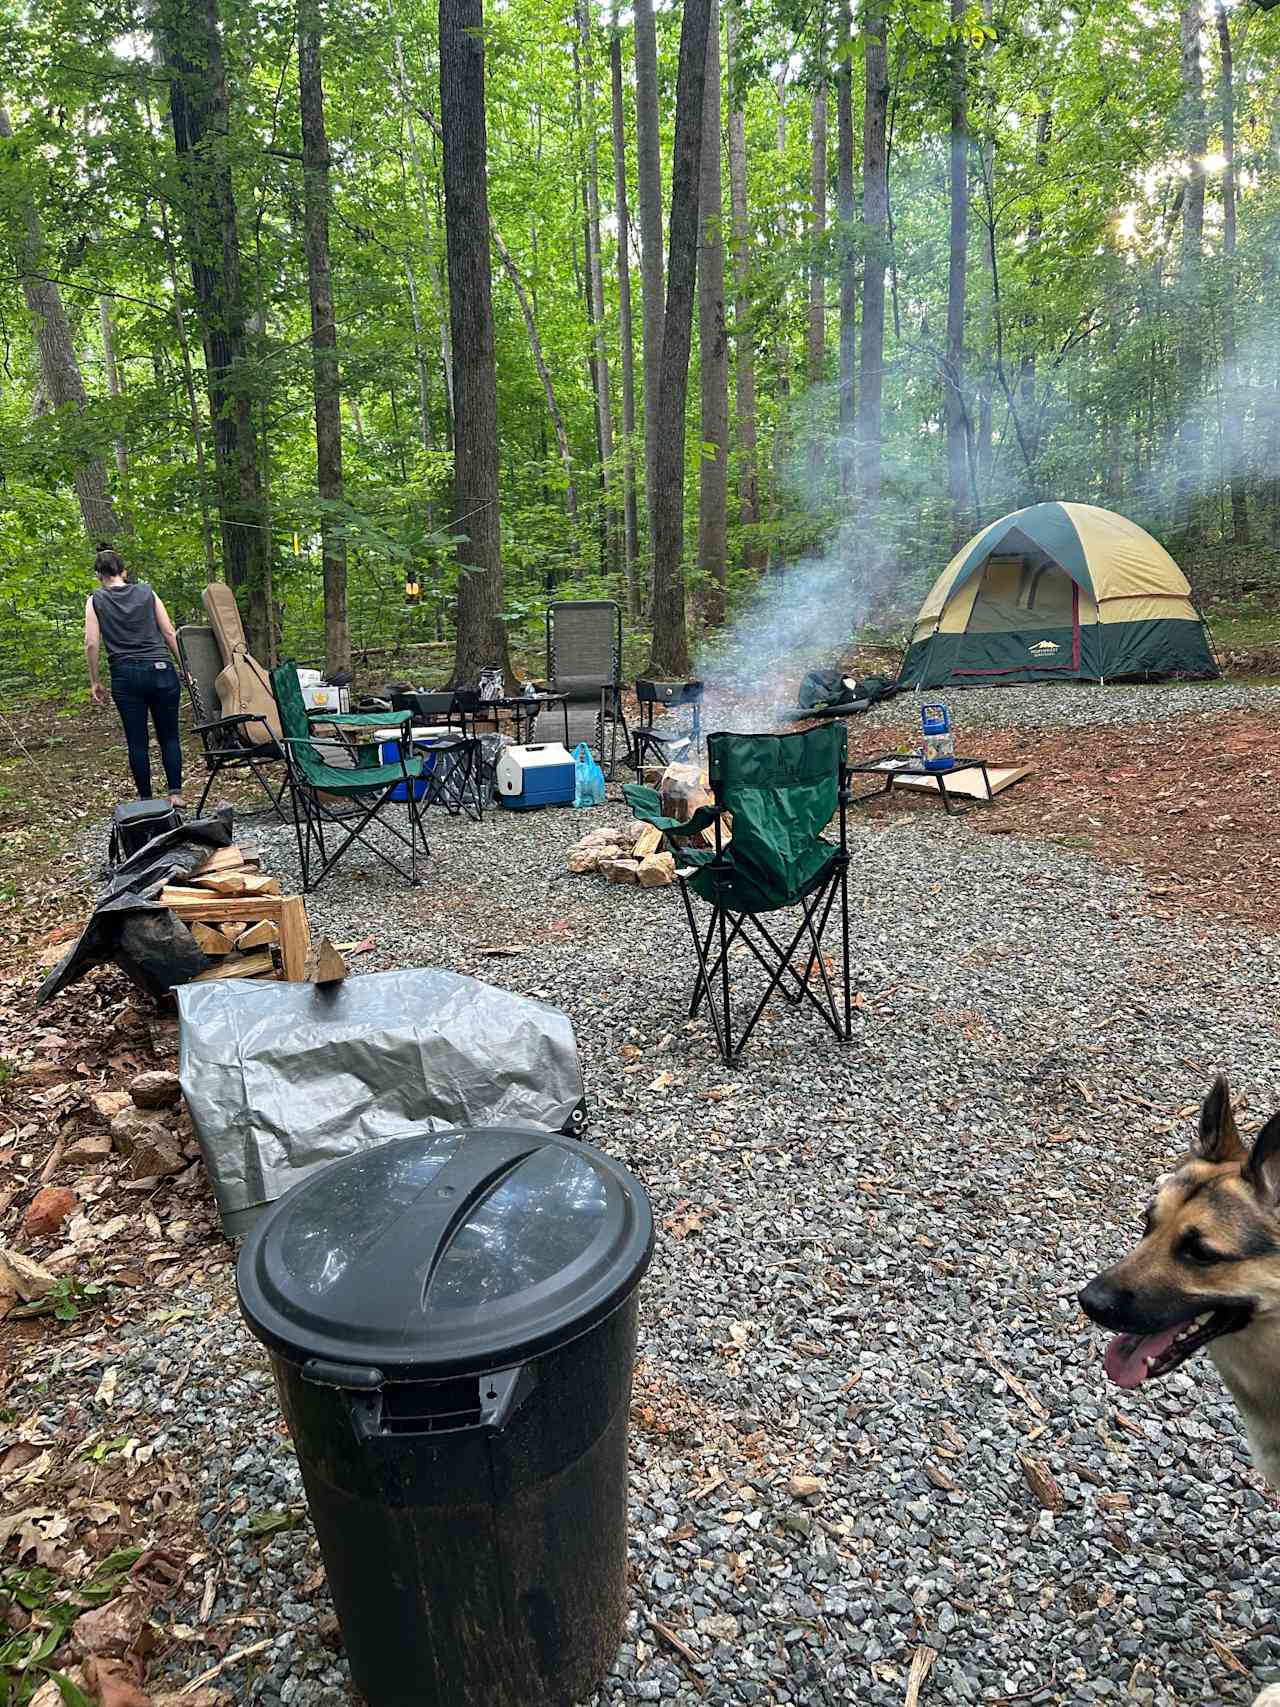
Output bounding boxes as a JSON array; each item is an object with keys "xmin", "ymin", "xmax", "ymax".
[{"xmin": 108, "ymin": 800, "xmax": 183, "ymax": 867}]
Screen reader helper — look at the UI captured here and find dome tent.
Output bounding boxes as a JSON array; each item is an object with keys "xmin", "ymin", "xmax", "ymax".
[{"xmin": 899, "ymin": 503, "xmax": 1218, "ymax": 688}]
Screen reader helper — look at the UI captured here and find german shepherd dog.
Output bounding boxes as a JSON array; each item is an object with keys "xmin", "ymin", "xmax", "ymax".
[{"xmin": 1080, "ymin": 1077, "xmax": 1280, "ymax": 1707}]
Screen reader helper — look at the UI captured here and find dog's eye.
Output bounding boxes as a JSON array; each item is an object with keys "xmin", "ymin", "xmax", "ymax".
[{"xmin": 1177, "ymin": 1231, "xmax": 1225, "ymax": 1266}]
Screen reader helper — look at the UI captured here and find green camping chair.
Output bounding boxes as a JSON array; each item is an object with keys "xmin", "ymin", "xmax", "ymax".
[
  {"xmin": 623, "ymin": 724, "xmax": 852, "ymax": 1062},
  {"xmin": 269, "ymin": 664, "xmax": 430, "ymax": 892}
]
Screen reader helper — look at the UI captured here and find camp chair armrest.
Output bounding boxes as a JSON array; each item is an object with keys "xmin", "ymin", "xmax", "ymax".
[
  {"xmin": 192, "ymin": 712, "xmax": 269, "ymax": 736},
  {"xmin": 305, "ymin": 709, "xmax": 412, "ymax": 731}
]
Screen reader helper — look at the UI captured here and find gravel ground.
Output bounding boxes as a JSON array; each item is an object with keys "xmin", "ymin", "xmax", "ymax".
[
  {"xmin": 15, "ymin": 764, "xmax": 1280, "ymax": 1706},
  {"xmin": 859, "ymin": 678, "xmax": 1280, "ymax": 734}
]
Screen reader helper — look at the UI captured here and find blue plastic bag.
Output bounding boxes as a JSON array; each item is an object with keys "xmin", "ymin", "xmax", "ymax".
[{"xmin": 572, "ymin": 742, "xmax": 606, "ymax": 808}]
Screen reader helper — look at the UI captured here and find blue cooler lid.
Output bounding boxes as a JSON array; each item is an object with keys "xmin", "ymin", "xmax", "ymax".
[{"xmin": 236, "ymin": 1128, "xmax": 654, "ymax": 1378}]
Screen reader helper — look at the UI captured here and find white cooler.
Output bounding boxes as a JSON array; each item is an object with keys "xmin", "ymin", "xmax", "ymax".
[{"xmin": 496, "ymin": 743, "xmax": 576, "ymax": 810}]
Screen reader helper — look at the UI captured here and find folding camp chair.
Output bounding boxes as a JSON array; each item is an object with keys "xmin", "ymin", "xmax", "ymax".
[
  {"xmin": 177, "ymin": 625, "xmax": 290, "ymax": 821},
  {"xmin": 389, "ymin": 690, "xmax": 484, "ymax": 820},
  {"xmin": 623, "ymin": 724, "xmax": 852, "ymax": 1062},
  {"xmin": 269, "ymin": 664, "xmax": 429, "ymax": 892},
  {"xmin": 628, "ymin": 679, "xmax": 704, "ymax": 776},
  {"xmin": 546, "ymin": 600, "xmax": 626, "ymax": 778}
]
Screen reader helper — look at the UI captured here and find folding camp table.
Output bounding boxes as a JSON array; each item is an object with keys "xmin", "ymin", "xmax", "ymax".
[{"xmin": 849, "ymin": 753, "xmax": 995, "ymax": 816}]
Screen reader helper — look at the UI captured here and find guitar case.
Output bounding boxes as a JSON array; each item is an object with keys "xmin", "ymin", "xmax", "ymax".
[{"xmin": 202, "ymin": 583, "xmax": 282, "ymax": 746}]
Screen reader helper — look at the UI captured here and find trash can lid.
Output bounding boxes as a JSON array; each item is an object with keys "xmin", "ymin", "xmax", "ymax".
[{"xmin": 236, "ymin": 1127, "xmax": 654, "ymax": 1377}]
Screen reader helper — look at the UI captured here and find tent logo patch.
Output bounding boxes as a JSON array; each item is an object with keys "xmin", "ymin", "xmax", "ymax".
[{"xmin": 1029, "ymin": 639, "xmax": 1060, "ymax": 655}]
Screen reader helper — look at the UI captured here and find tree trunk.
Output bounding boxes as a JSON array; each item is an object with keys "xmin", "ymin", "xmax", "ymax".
[
  {"xmin": 98, "ymin": 295, "xmax": 130, "ymax": 481},
  {"xmin": 577, "ymin": 0, "xmax": 621, "ymax": 586},
  {"xmin": 393, "ymin": 36, "xmax": 455, "ymax": 448},
  {"xmin": 154, "ymin": 0, "xmax": 273, "ymax": 658},
  {"xmin": 858, "ymin": 5, "xmax": 889, "ymax": 524},
  {"xmin": 1177, "ymin": 0, "xmax": 1206, "ymax": 545},
  {"xmin": 808, "ymin": 78, "xmax": 828, "ymax": 391},
  {"xmin": 943, "ymin": 0, "xmax": 968, "ymax": 531},
  {"xmin": 492, "ymin": 227, "xmax": 580, "ymax": 535},
  {"xmin": 634, "ymin": 0, "xmax": 665, "ymax": 556},
  {"xmin": 404, "ymin": 255, "xmax": 433, "ymax": 456},
  {"xmin": 299, "ymin": 0, "xmax": 349, "ymax": 675},
  {"xmin": 1215, "ymin": 0, "xmax": 1248, "ymax": 543},
  {"xmin": 0, "ymin": 109, "xmax": 121, "ymax": 543},
  {"xmin": 440, "ymin": 0, "xmax": 511, "ymax": 687},
  {"xmin": 726, "ymin": 6, "xmax": 761, "ymax": 553},
  {"xmin": 697, "ymin": 0, "xmax": 728, "ymax": 626},
  {"xmin": 610, "ymin": 7, "xmax": 641, "ymax": 613},
  {"xmin": 835, "ymin": 0, "xmax": 856, "ymax": 496},
  {"xmin": 649, "ymin": 0, "xmax": 713, "ymax": 677}
]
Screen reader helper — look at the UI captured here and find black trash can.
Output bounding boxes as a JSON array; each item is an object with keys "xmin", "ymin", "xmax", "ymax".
[{"xmin": 236, "ymin": 1125, "xmax": 654, "ymax": 1707}]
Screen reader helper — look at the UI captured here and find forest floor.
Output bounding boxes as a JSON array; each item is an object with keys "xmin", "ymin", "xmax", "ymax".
[{"xmin": 2, "ymin": 662, "xmax": 1280, "ymax": 1706}]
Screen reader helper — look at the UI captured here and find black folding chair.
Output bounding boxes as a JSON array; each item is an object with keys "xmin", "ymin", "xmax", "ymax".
[
  {"xmin": 177, "ymin": 625, "xmax": 290, "ymax": 821},
  {"xmin": 390, "ymin": 691, "xmax": 484, "ymax": 820},
  {"xmin": 628, "ymin": 679, "xmax": 704, "ymax": 776},
  {"xmin": 546, "ymin": 599, "xmax": 626, "ymax": 777}
]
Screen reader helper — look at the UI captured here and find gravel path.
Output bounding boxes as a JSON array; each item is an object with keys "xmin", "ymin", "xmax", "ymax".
[{"xmin": 16, "ymin": 778, "xmax": 1280, "ymax": 1706}]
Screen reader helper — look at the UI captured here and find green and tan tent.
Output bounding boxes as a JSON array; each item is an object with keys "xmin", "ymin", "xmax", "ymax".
[{"xmin": 899, "ymin": 503, "xmax": 1218, "ymax": 688}]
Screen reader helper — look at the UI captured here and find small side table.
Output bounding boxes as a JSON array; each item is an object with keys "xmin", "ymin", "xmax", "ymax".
[{"xmin": 849, "ymin": 754, "xmax": 994, "ymax": 816}]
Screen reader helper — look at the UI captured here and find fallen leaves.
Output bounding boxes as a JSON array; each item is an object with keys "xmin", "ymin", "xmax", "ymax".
[{"xmin": 1018, "ymin": 1454, "xmax": 1064, "ymax": 1511}]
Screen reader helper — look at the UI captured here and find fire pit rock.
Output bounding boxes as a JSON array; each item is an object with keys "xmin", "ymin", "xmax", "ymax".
[{"xmin": 567, "ymin": 822, "xmax": 675, "ymax": 887}]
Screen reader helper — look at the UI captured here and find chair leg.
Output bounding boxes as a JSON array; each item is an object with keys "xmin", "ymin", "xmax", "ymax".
[{"xmin": 197, "ymin": 766, "xmax": 216, "ymax": 817}]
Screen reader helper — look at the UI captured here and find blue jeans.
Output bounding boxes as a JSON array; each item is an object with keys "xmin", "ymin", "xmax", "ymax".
[{"xmin": 110, "ymin": 659, "xmax": 183, "ymax": 798}]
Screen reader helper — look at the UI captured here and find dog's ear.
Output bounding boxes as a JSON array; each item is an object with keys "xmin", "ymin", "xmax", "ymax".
[
  {"xmin": 1243, "ymin": 1113, "xmax": 1280, "ymax": 1207},
  {"xmin": 1194, "ymin": 1076, "xmax": 1247, "ymax": 1165}
]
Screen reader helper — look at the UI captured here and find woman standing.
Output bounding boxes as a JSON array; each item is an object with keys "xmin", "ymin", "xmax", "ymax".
[{"xmin": 83, "ymin": 547, "xmax": 185, "ymax": 805}]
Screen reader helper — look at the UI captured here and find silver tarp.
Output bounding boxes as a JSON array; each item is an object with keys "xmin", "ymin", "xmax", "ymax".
[{"xmin": 177, "ymin": 967, "xmax": 587, "ymax": 1236}]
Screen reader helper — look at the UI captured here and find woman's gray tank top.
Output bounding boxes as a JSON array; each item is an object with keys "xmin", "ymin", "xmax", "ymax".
[{"xmin": 92, "ymin": 583, "xmax": 168, "ymax": 665}]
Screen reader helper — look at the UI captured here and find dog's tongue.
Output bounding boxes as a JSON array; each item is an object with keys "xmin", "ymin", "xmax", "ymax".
[{"xmin": 1102, "ymin": 1324, "xmax": 1183, "ymax": 1388}]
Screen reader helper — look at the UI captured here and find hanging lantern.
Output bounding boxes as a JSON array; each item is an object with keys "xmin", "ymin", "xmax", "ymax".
[{"xmin": 404, "ymin": 571, "xmax": 421, "ymax": 605}]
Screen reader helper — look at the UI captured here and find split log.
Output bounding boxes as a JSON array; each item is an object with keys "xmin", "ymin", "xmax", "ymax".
[
  {"xmin": 237, "ymin": 919, "xmax": 279, "ymax": 950},
  {"xmin": 633, "ymin": 823, "xmax": 664, "ymax": 858},
  {"xmin": 305, "ymin": 938, "xmax": 348, "ymax": 985},
  {"xmin": 192, "ymin": 952, "xmax": 277, "ymax": 981},
  {"xmin": 191, "ymin": 922, "xmax": 236, "ymax": 955}
]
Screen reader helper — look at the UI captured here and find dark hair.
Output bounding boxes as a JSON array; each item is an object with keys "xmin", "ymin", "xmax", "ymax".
[{"xmin": 94, "ymin": 545, "xmax": 126, "ymax": 579}]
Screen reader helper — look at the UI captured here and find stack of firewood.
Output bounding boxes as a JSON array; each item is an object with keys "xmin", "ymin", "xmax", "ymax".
[{"xmin": 157, "ymin": 844, "xmax": 312, "ymax": 982}]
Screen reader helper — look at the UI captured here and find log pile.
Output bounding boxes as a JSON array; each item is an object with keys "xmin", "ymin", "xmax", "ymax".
[{"xmin": 158, "ymin": 843, "xmax": 312, "ymax": 982}]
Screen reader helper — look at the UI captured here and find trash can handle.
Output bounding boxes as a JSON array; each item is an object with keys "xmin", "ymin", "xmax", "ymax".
[
  {"xmin": 302, "ymin": 1359, "xmax": 386, "ymax": 1390},
  {"xmin": 344, "ymin": 1362, "xmax": 538, "ymax": 1443}
]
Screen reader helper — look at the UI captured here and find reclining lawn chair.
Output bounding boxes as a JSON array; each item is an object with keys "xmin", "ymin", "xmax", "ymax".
[
  {"xmin": 270, "ymin": 664, "xmax": 429, "ymax": 892},
  {"xmin": 546, "ymin": 599, "xmax": 626, "ymax": 777},
  {"xmin": 622, "ymin": 723, "xmax": 852, "ymax": 1062},
  {"xmin": 177, "ymin": 625, "xmax": 289, "ymax": 821}
]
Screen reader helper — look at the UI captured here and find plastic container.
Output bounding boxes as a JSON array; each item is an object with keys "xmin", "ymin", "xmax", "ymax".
[
  {"xmin": 236, "ymin": 1127, "xmax": 653, "ymax": 1707},
  {"xmin": 918, "ymin": 701, "xmax": 956, "ymax": 772}
]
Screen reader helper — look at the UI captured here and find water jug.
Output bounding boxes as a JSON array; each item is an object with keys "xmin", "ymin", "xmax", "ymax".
[{"xmin": 918, "ymin": 701, "xmax": 956, "ymax": 773}]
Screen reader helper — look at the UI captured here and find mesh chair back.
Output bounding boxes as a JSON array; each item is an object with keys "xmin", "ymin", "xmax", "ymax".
[
  {"xmin": 707, "ymin": 724, "xmax": 847, "ymax": 910},
  {"xmin": 177, "ymin": 626, "xmax": 224, "ymax": 725},
  {"xmin": 547, "ymin": 601, "xmax": 621, "ymax": 699}
]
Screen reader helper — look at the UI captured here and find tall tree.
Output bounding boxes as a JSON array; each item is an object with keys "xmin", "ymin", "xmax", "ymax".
[
  {"xmin": 698, "ymin": 0, "xmax": 728, "ymax": 624},
  {"xmin": 98, "ymin": 296, "xmax": 129, "ymax": 482},
  {"xmin": 0, "ymin": 109, "xmax": 120, "ymax": 543},
  {"xmin": 1214, "ymin": 0, "xmax": 1248, "ymax": 543},
  {"xmin": 649, "ymin": 0, "xmax": 714, "ymax": 675},
  {"xmin": 857, "ymin": 2, "xmax": 890, "ymax": 522},
  {"xmin": 943, "ymin": 0, "xmax": 969, "ymax": 531},
  {"xmin": 835, "ymin": 0, "xmax": 856, "ymax": 495},
  {"xmin": 298, "ymin": 0, "xmax": 349, "ymax": 674},
  {"xmin": 1176, "ymin": 0, "xmax": 1207, "ymax": 544},
  {"xmin": 439, "ymin": 0, "xmax": 511, "ymax": 685},
  {"xmin": 634, "ymin": 0, "xmax": 665, "ymax": 555},
  {"xmin": 610, "ymin": 3, "xmax": 641, "ymax": 609},
  {"xmin": 726, "ymin": 6, "xmax": 760, "ymax": 552},
  {"xmin": 155, "ymin": 0, "xmax": 273, "ymax": 658},
  {"xmin": 393, "ymin": 36, "xmax": 455, "ymax": 448},
  {"xmin": 807, "ymin": 76, "xmax": 828, "ymax": 392},
  {"xmin": 576, "ymin": 0, "xmax": 621, "ymax": 585}
]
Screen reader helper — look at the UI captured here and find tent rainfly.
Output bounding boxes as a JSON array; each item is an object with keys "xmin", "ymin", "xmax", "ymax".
[{"xmin": 899, "ymin": 503, "xmax": 1219, "ymax": 689}]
